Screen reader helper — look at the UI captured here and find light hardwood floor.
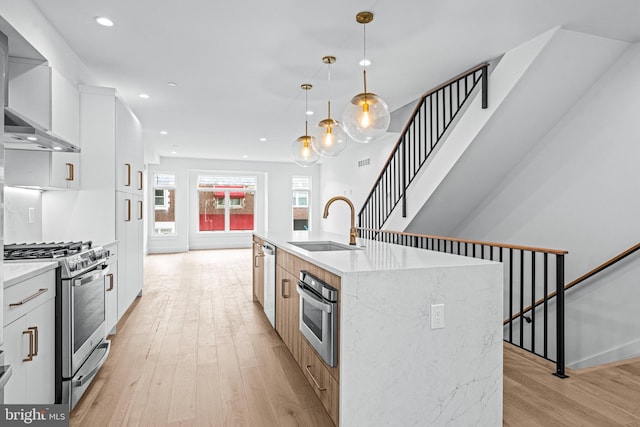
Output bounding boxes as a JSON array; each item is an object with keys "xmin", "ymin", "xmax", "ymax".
[
  {"xmin": 71, "ymin": 249, "xmax": 640, "ymax": 426},
  {"xmin": 71, "ymin": 249, "xmax": 333, "ymax": 427}
]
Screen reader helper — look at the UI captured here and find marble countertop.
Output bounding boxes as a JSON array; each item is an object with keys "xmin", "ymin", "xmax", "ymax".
[
  {"xmin": 255, "ymin": 230, "xmax": 496, "ymax": 276},
  {"xmin": 3, "ymin": 262, "xmax": 59, "ymax": 289}
]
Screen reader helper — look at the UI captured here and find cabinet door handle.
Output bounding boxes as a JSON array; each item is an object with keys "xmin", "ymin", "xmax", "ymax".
[
  {"xmin": 138, "ymin": 171, "xmax": 143, "ymax": 190},
  {"xmin": 125, "ymin": 163, "xmax": 131, "ymax": 187},
  {"xmin": 305, "ymin": 365, "xmax": 326, "ymax": 391},
  {"xmin": 126, "ymin": 199, "xmax": 131, "ymax": 222},
  {"xmin": 138, "ymin": 200, "xmax": 143, "ymax": 220},
  {"xmin": 9, "ymin": 288, "xmax": 48, "ymax": 307},
  {"xmin": 28, "ymin": 326, "xmax": 39, "ymax": 356},
  {"xmin": 66, "ymin": 163, "xmax": 74, "ymax": 181},
  {"xmin": 282, "ymin": 278, "xmax": 290, "ymax": 298},
  {"xmin": 106, "ymin": 273, "xmax": 114, "ymax": 291},
  {"xmin": 22, "ymin": 330, "xmax": 34, "ymax": 362}
]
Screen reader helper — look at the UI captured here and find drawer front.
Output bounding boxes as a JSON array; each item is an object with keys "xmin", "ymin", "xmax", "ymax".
[
  {"xmin": 300, "ymin": 337, "xmax": 339, "ymax": 425},
  {"xmin": 4, "ymin": 270, "xmax": 56, "ymax": 327}
]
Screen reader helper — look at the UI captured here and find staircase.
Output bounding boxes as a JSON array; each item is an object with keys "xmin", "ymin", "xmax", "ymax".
[{"xmin": 354, "ymin": 26, "xmax": 640, "ymax": 374}]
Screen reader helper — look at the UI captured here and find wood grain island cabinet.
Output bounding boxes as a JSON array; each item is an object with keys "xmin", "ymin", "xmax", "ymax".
[{"xmin": 253, "ymin": 232, "xmax": 503, "ymax": 427}]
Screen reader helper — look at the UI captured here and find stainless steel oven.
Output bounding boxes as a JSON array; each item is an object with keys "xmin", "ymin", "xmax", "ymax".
[
  {"xmin": 60, "ymin": 259, "xmax": 111, "ymax": 410},
  {"xmin": 296, "ymin": 271, "xmax": 338, "ymax": 367},
  {"xmin": 4, "ymin": 242, "xmax": 111, "ymax": 410}
]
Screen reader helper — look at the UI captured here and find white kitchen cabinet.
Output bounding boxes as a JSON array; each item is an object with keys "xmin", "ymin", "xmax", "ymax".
[
  {"xmin": 116, "ymin": 194, "xmax": 143, "ymax": 319},
  {"xmin": 5, "ymin": 149, "xmax": 80, "ymax": 190},
  {"xmin": 3, "ymin": 269, "xmax": 56, "ymax": 404},
  {"xmin": 115, "ymin": 99, "xmax": 144, "ymax": 195},
  {"xmin": 76, "ymin": 85, "xmax": 144, "ymax": 321},
  {"xmin": 51, "ymin": 68, "xmax": 80, "ymax": 146},
  {"xmin": 103, "ymin": 242, "xmax": 119, "ymax": 335}
]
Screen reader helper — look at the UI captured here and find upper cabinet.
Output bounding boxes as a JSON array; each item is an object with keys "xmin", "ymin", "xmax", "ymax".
[
  {"xmin": 115, "ymin": 98, "xmax": 144, "ymax": 195},
  {"xmin": 51, "ymin": 68, "xmax": 80, "ymax": 146}
]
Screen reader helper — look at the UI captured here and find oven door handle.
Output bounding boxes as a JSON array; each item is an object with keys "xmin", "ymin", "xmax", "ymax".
[
  {"xmin": 72, "ymin": 340, "xmax": 111, "ymax": 387},
  {"xmin": 297, "ymin": 283, "xmax": 333, "ymax": 313},
  {"xmin": 73, "ymin": 266, "xmax": 109, "ymax": 287}
]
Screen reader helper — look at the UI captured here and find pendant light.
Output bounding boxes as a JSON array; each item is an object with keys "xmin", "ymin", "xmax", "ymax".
[
  {"xmin": 292, "ymin": 84, "xmax": 320, "ymax": 167},
  {"xmin": 342, "ymin": 11, "xmax": 390, "ymax": 143},
  {"xmin": 312, "ymin": 56, "xmax": 347, "ymax": 157}
]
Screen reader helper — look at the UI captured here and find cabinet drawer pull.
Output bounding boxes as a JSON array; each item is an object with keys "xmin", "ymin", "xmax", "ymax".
[
  {"xmin": 282, "ymin": 278, "xmax": 290, "ymax": 298},
  {"xmin": 9, "ymin": 288, "xmax": 48, "ymax": 307},
  {"xmin": 66, "ymin": 163, "xmax": 74, "ymax": 181},
  {"xmin": 305, "ymin": 365, "xmax": 326, "ymax": 391},
  {"xmin": 23, "ymin": 330, "xmax": 34, "ymax": 362},
  {"xmin": 125, "ymin": 163, "xmax": 131, "ymax": 186},
  {"xmin": 28, "ymin": 326, "xmax": 39, "ymax": 356},
  {"xmin": 254, "ymin": 254, "xmax": 264, "ymax": 267},
  {"xmin": 138, "ymin": 171, "xmax": 143, "ymax": 190},
  {"xmin": 106, "ymin": 273, "xmax": 114, "ymax": 291}
]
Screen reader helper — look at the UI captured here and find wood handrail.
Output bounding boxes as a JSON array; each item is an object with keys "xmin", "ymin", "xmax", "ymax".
[
  {"xmin": 358, "ymin": 227, "xmax": 568, "ymax": 255},
  {"xmin": 359, "ymin": 62, "xmax": 489, "ymax": 215},
  {"xmin": 504, "ymin": 242, "xmax": 640, "ymax": 324}
]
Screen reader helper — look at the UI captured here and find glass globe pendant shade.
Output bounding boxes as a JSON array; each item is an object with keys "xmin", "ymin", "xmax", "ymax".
[
  {"xmin": 342, "ymin": 91, "xmax": 390, "ymax": 143},
  {"xmin": 312, "ymin": 118, "xmax": 347, "ymax": 157},
  {"xmin": 292, "ymin": 135, "xmax": 320, "ymax": 167}
]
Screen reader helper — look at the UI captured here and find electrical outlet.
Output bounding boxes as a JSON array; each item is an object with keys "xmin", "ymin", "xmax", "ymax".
[
  {"xmin": 431, "ymin": 304, "xmax": 445, "ymax": 329},
  {"xmin": 28, "ymin": 208, "xmax": 35, "ymax": 224}
]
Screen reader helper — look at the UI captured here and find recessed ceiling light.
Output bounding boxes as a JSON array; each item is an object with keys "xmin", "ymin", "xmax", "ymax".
[
  {"xmin": 259, "ymin": 137, "xmax": 267, "ymax": 142},
  {"xmin": 168, "ymin": 82, "xmax": 177, "ymax": 87},
  {"xmin": 242, "ymin": 155, "xmax": 249, "ymax": 159},
  {"xmin": 139, "ymin": 93, "xmax": 150, "ymax": 99},
  {"xmin": 359, "ymin": 59, "xmax": 371, "ymax": 67},
  {"xmin": 160, "ymin": 131, "xmax": 168, "ymax": 135},
  {"xmin": 94, "ymin": 16, "xmax": 115, "ymax": 27},
  {"xmin": 306, "ymin": 110, "xmax": 314, "ymax": 116},
  {"xmin": 171, "ymin": 151, "xmax": 177, "ymax": 155},
  {"xmin": 26, "ymin": 136, "xmax": 37, "ymax": 141},
  {"xmin": 53, "ymin": 146, "xmax": 62, "ymax": 150}
]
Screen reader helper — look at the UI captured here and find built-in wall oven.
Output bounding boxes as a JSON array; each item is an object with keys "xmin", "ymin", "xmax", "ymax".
[
  {"xmin": 296, "ymin": 271, "xmax": 338, "ymax": 367},
  {"xmin": 4, "ymin": 242, "xmax": 111, "ymax": 409}
]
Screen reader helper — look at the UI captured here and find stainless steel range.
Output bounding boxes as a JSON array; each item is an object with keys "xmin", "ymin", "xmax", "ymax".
[{"xmin": 4, "ymin": 241, "xmax": 111, "ymax": 409}]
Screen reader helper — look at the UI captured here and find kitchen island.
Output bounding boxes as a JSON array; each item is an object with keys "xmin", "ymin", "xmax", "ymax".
[{"xmin": 255, "ymin": 231, "xmax": 503, "ymax": 426}]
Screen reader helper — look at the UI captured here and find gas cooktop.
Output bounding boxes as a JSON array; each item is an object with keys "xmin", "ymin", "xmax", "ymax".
[{"xmin": 4, "ymin": 241, "xmax": 109, "ymax": 278}]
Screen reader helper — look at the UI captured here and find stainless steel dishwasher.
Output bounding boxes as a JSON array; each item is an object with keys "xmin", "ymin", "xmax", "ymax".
[{"xmin": 262, "ymin": 243, "xmax": 276, "ymax": 328}]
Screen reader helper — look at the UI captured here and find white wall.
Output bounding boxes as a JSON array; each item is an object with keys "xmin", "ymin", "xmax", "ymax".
[
  {"xmin": 318, "ymin": 133, "xmax": 398, "ymax": 235},
  {"xmin": 147, "ymin": 156, "xmax": 321, "ymax": 253},
  {"xmin": 452, "ymin": 42, "xmax": 640, "ymax": 368},
  {"xmin": 3, "ymin": 187, "xmax": 42, "ymax": 242}
]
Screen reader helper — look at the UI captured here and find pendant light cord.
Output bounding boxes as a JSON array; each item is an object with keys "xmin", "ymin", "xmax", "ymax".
[
  {"xmin": 327, "ymin": 60, "xmax": 332, "ymax": 119},
  {"xmin": 363, "ymin": 21, "xmax": 368, "ymax": 97}
]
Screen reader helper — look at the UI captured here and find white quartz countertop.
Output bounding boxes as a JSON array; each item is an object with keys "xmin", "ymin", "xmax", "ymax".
[
  {"xmin": 3, "ymin": 262, "xmax": 59, "ymax": 289},
  {"xmin": 255, "ymin": 230, "xmax": 497, "ymax": 276}
]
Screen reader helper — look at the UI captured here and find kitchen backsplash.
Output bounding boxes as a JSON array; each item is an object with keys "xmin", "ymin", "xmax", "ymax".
[{"xmin": 3, "ymin": 186, "xmax": 42, "ymax": 243}]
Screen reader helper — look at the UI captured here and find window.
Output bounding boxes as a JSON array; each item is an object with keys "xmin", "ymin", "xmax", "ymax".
[
  {"xmin": 153, "ymin": 173, "xmax": 176, "ymax": 235},
  {"xmin": 197, "ymin": 175, "xmax": 257, "ymax": 232},
  {"xmin": 292, "ymin": 176, "xmax": 311, "ymax": 230}
]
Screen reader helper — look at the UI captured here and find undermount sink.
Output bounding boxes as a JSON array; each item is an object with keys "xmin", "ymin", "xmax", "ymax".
[{"xmin": 288, "ymin": 241, "xmax": 363, "ymax": 252}]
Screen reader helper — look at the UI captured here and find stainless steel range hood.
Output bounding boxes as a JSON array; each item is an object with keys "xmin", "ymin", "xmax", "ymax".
[
  {"xmin": 3, "ymin": 107, "xmax": 80, "ymax": 152},
  {"xmin": 0, "ymin": 16, "xmax": 80, "ymax": 153}
]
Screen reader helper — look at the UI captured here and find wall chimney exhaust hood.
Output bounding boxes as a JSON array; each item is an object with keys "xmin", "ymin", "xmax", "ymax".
[{"xmin": 3, "ymin": 107, "xmax": 80, "ymax": 152}]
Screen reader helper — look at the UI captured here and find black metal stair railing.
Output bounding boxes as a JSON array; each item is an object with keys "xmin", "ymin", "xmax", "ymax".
[
  {"xmin": 358, "ymin": 227, "xmax": 570, "ymax": 378},
  {"xmin": 357, "ymin": 63, "xmax": 489, "ymax": 232}
]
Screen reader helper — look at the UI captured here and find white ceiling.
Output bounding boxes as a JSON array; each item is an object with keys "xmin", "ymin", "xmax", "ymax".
[{"xmin": 31, "ymin": 0, "xmax": 640, "ymax": 163}]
